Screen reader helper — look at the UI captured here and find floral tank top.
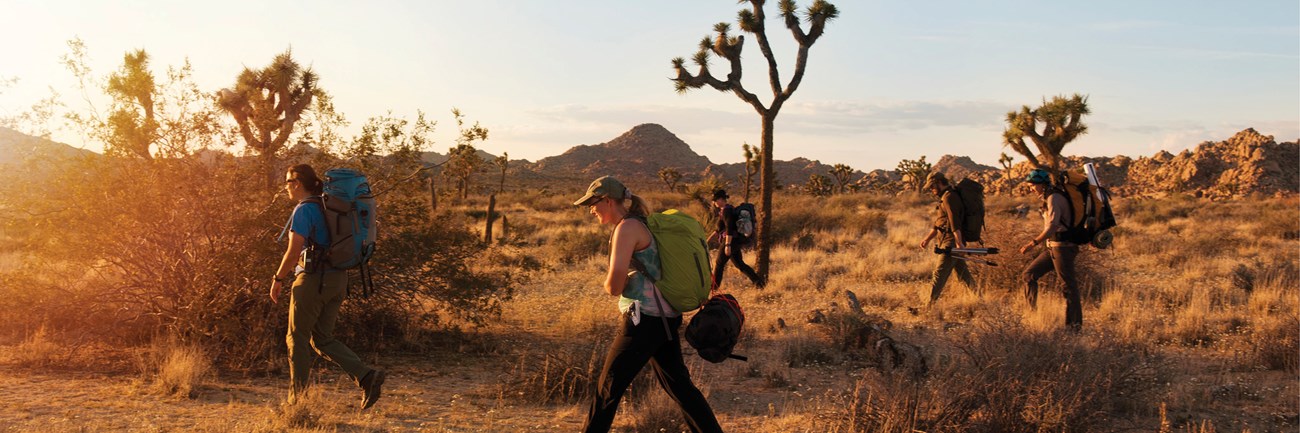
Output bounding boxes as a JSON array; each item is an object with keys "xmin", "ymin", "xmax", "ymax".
[{"xmin": 618, "ymin": 218, "xmax": 680, "ymax": 318}]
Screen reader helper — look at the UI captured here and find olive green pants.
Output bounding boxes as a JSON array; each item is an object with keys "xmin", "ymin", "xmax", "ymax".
[
  {"xmin": 929, "ymin": 240, "xmax": 975, "ymax": 303},
  {"xmin": 288, "ymin": 271, "xmax": 371, "ymax": 394}
]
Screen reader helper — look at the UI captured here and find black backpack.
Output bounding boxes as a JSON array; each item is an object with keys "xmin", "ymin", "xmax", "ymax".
[
  {"xmin": 685, "ymin": 294, "xmax": 747, "ymax": 363},
  {"xmin": 733, "ymin": 202, "xmax": 757, "ymax": 243},
  {"xmin": 949, "ymin": 178, "xmax": 985, "ymax": 243}
]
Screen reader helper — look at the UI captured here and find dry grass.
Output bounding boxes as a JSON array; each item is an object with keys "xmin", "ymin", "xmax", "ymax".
[
  {"xmin": 141, "ymin": 337, "xmax": 213, "ymax": 398},
  {"xmin": 2, "ymin": 191, "xmax": 1297, "ymax": 432},
  {"xmin": 7, "ymin": 326, "xmax": 62, "ymax": 367}
]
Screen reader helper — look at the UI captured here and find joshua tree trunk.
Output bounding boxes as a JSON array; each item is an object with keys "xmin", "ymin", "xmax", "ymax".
[
  {"xmin": 756, "ymin": 114, "xmax": 775, "ymax": 279},
  {"xmin": 429, "ymin": 174, "xmax": 438, "ymax": 215},
  {"xmin": 484, "ymin": 194, "xmax": 496, "ymax": 244}
]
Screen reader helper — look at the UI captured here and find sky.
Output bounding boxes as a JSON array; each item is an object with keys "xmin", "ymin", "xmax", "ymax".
[{"xmin": 1, "ymin": 0, "xmax": 1297, "ymax": 171}]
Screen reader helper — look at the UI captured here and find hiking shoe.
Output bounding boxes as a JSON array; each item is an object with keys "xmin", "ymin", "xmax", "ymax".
[{"xmin": 360, "ymin": 369, "xmax": 385, "ymax": 410}]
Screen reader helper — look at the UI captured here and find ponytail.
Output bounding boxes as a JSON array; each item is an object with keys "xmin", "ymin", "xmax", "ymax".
[
  {"xmin": 288, "ymin": 164, "xmax": 325, "ymax": 196},
  {"xmin": 626, "ymin": 193, "xmax": 651, "ymax": 218}
]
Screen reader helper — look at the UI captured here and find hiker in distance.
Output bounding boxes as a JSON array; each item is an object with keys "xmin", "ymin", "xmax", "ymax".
[
  {"xmin": 574, "ymin": 176, "xmax": 724, "ymax": 433},
  {"xmin": 707, "ymin": 189, "xmax": 765, "ymax": 290},
  {"xmin": 271, "ymin": 164, "xmax": 385, "ymax": 408},
  {"xmin": 918, "ymin": 172, "xmax": 976, "ymax": 305},
  {"xmin": 1018, "ymin": 169, "xmax": 1083, "ymax": 330}
]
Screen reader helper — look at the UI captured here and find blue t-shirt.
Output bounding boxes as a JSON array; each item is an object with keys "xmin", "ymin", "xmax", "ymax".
[{"xmin": 290, "ymin": 198, "xmax": 329, "ymax": 247}]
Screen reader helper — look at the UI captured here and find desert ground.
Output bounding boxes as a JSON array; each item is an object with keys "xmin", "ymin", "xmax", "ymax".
[{"xmin": 2, "ymin": 190, "xmax": 1297, "ymax": 433}]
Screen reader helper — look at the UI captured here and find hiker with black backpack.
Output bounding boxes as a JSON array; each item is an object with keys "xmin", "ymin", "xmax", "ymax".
[
  {"xmin": 271, "ymin": 164, "xmax": 385, "ymax": 409},
  {"xmin": 919, "ymin": 172, "xmax": 978, "ymax": 305},
  {"xmin": 1018, "ymin": 168, "xmax": 1083, "ymax": 330},
  {"xmin": 707, "ymin": 189, "xmax": 765, "ymax": 290},
  {"xmin": 573, "ymin": 176, "xmax": 724, "ymax": 433}
]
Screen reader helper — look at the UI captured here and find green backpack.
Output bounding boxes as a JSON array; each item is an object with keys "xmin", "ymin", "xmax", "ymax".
[{"xmin": 641, "ymin": 209, "xmax": 713, "ymax": 312}]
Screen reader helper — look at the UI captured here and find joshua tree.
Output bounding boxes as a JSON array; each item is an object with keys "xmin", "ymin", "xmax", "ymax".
[
  {"xmin": 1003, "ymin": 93, "xmax": 1090, "ymax": 171},
  {"xmin": 494, "ymin": 152, "xmax": 509, "ymax": 194},
  {"xmin": 442, "ymin": 108, "xmax": 489, "ymax": 200},
  {"xmin": 217, "ymin": 49, "xmax": 319, "ymax": 184},
  {"xmin": 104, "ymin": 50, "xmax": 159, "ymax": 160},
  {"xmin": 658, "ymin": 167, "xmax": 683, "ymax": 192},
  {"xmin": 896, "ymin": 156, "xmax": 931, "ymax": 193},
  {"xmin": 804, "ymin": 174, "xmax": 832, "ymax": 197},
  {"xmin": 998, "ymin": 152, "xmax": 1014, "ymax": 175},
  {"xmin": 742, "ymin": 142, "xmax": 761, "ymax": 202},
  {"xmin": 829, "ymin": 163, "xmax": 853, "ymax": 195},
  {"xmin": 671, "ymin": 0, "xmax": 839, "ymax": 279}
]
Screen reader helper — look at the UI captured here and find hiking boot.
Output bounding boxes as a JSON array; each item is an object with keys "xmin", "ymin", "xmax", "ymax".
[{"xmin": 359, "ymin": 369, "xmax": 385, "ymax": 410}]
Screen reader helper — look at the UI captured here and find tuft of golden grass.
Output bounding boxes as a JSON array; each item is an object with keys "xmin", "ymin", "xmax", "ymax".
[
  {"xmin": 135, "ymin": 336, "xmax": 213, "ymax": 398},
  {"xmin": 8, "ymin": 326, "xmax": 61, "ymax": 367}
]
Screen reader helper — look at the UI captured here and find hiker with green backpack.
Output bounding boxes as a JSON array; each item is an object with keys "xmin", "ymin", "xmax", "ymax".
[
  {"xmin": 573, "ymin": 176, "xmax": 723, "ymax": 433},
  {"xmin": 919, "ymin": 172, "xmax": 977, "ymax": 305},
  {"xmin": 271, "ymin": 164, "xmax": 384, "ymax": 409}
]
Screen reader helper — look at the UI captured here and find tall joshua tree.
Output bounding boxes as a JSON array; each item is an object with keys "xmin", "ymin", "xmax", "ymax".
[
  {"xmin": 1003, "ymin": 93, "xmax": 1090, "ymax": 171},
  {"xmin": 217, "ymin": 49, "xmax": 319, "ymax": 185},
  {"xmin": 672, "ymin": 0, "xmax": 839, "ymax": 279},
  {"xmin": 104, "ymin": 49, "xmax": 159, "ymax": 160}
]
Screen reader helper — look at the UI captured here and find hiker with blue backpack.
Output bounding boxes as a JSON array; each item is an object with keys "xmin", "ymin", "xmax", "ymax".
[
  {"xmin": 707, "ymin": 189, "xmax": 765, "ymax": 290},
  {"xmin": 271, "ymin": 164, "xmax": 384, "ymax": 409},
  {"xmin": 574, "ymin": 176, "xmax": 724, "ymax": 433}
]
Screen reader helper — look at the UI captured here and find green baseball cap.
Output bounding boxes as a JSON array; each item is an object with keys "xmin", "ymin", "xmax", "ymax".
[{"xmin": 573, "ymin": 175, "xmax": 628, "ymax": 206}]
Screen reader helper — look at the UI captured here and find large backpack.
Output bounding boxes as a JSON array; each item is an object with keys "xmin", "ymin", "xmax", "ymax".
[
  {"xmin": 1053, "ymin": 169, "xmax": 1117, "ymax": 248},
  {"xmin": 685, "ymin": 294, "xmax": 748, "ymax": 363},
  {"xmin": 734, "ymin": 202, "xmax": 757, "ymax": 242},
  {"xmin": 639, "ymin": 209, "xmax": 712, "ymax": 312},
  {"xmin": 281, "ymin": 168, "xmax": 379, "ymax": 295},
  {"xmin": 949, "ymin": 178, "xmax": 985, "ymax": 243}
]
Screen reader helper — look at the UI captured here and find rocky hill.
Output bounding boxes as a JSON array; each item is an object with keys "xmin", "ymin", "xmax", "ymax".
[
  {"xmin": 529, "ymin": 123, "xmax": 712, "ymax": 179},
  {"xmin": 0, "ymin": 127, "xmax": 93, "ymax": 165},
  {"xmin": 932, "ymin": 155, "xmax": 996, "ymax": 182},
  {"xmin": 2, "ymin": 124, "xmax": 1292, "ymax": 199},
  {"xmin": 962, "ymin": 128, "xmax": 1297, "ymax": 199}
]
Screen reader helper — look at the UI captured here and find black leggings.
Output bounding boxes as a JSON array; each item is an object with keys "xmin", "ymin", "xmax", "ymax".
[
  {"xmin": 582, "ymin": 313, "xmax": 723, "ymax": 433},
  {"xmin": 712, "ymin": 240, "xmax": 762, "ymax": 289}
]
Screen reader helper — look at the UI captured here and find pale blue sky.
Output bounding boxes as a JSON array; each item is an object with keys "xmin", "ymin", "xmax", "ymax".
[{"xmin": 1, "ymin": 0, "xmax": 1296, "ymax": 171}]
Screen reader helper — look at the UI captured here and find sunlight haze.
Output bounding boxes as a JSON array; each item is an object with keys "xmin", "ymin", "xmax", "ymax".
[{"xmin": 1, "ymin": 0, "xmax": 1296, "ymax": 170}]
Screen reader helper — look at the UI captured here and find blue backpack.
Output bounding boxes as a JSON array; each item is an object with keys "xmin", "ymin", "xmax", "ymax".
[{"xmin": 281, "ymin": 168, "xmax": 378, "ymax": 296}]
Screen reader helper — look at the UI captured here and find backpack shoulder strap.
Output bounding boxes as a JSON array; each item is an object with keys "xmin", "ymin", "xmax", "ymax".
[{"xmin": 278, "ymin": 197, "xmax": 324, "ymax": 243}]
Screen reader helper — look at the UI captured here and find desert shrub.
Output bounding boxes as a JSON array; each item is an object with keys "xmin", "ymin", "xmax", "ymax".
[
  {"xmin": 625, "ymin": 388, "xmax": 690, "ymax": 433},
  {"xmin": 545, "ymin": 228, "xmax": 608, "ymax": 264},
  {"xmin": 6, "ymin": 327, "xmax": 62, "ymax": 368},
  {"xmin": 769, "ymin": 195, "xmax": 887, "ymax": 245},
  {"xmin": 0, "ymin": 148, "xmax": 516, "ymax": 371},
  {"xmin": 501, "ymin": 322, "xmax": 659, "ymax": 406},
  {"xmin": 1251, "ymin": 314, "xmax": 1299, "ymax": 372},
  {"xmin": 853, "ymin": 313, "xmax": 1163, "ymax": 433},
  {"xmin": 140, "ymin": 337, "xmax": 213, "ymax": 397},
  {"xmin": 1120, "ymin": 195, "xmax": 1199, "ymax": 225},
  {"xmin": 502, "ymin": 339, "xmax": 603, "ymax": 405},
  {"xmin": 780, "ymin": 329, "xmax": 841, "ymax": 368}
]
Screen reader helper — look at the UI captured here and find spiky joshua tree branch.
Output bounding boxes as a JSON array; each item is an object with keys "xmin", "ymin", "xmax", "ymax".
[
  {"xmin": 670, "ymin": 0, "xmax": 839, "ymax": 280},
  {"xmin": 1002, "ymin": 93, "xmax": 1091, "ymax": 171}
]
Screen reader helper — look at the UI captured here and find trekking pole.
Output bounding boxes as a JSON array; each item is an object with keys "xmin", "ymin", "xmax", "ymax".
[{"xmin": 951, "ymin": 255, "xmax": 999, "ymax": 267}]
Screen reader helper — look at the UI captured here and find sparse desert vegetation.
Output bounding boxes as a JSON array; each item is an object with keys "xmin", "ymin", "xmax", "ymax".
[{"xmin": 1, "ymin": 186, "xmax": 1295, "ymax": 432}]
